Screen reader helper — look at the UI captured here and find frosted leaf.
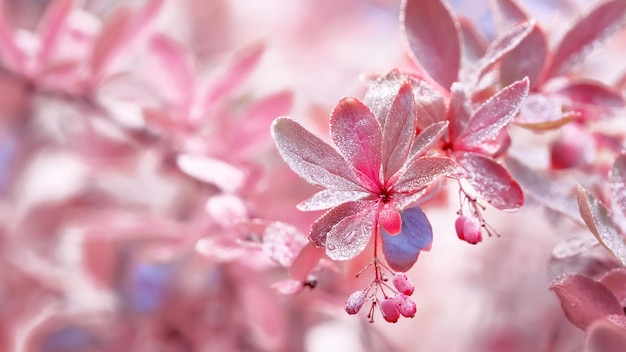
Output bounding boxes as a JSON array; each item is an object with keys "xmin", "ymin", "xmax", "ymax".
[
  {"xmin": 585, "ymin": 318, "xmax": 626, "ymax": 351},
  {"xmin": 402, "ymin": 0, "xmax": 461, "ymax": 89},
  {"xmin": 447, "ymin": 83, "xmax": 471, "ymax": 141},
  {"xmin": 177, "ymin": 154, "xmax": 244, "ymax": 193},
  {"xmin": 412, "ymin": 78, "xmax": 447, "ymax": 130},
  {"xmin": 330, "ymin": 98, "xmax": 382, "ymax": 187},
  {"xmin": 455, "ymin": 78, "xmax": 529, "ymax": 149},
  {"xmin": 459, "ymin": 18, "xmax": 487, "ymax": 63},
  {"xmin": 325, "ymin": 205, "xmax": 376, "ymax": 260},
  {"xmin": 409, "ymin": 121, "xmax": 448, "ymax": 158},
  {"xmin": 500, "ymin": 26, "xmax": 547, "ymax": 89},
  {"xmin": 456, "ymin": 152, "xmax": 523, "ymax": 210},
  {"xmin": 515, "ymin": 94, "xmax": 578, "ymax": 130},
  {"xmin": 552, "ymin": 237, "xmax": 600, "ymax": 259},
  {"xmin": 363, "ymin": 69, "xmax": 403, "ymax": 125},
  {"xmin": 545, "ymin": 0, "xmax": 626, "ymax": 79},
  {"xmin": 297, "ymin": 189, "xmax": 369, "ymax": 211},
  {"xmin": 309, "ymin": 201, "xmax": 371, "ymax": 247},
  {"xmin": 205, "ymin": 194, "xmax": 248, "ymax": 228},
  {"xmin": 599, "ymin": 268, "xmax": 626, "ymax": 306},
  {"xmin": 395, "ymin": 156, "xmax": 456, "ymax": 193},
  {"xmin": 381, "ymin": 206, "xmax": 433, "ymax": 272},
  {"xmin": 492, "ymin": 0, "xmax": 530, "ymax": 30},
  {"xmin": 577, "ymin": 185, "xmax": 626, "ymax": 266},
  {"xmin": 610, "ymin": 153, "xmax": 626, "ymax": 219},
  {"xmin": 550, "ymin": 273, "xmax": 623, "ymax": 330},
  {"xmin": 271, "ymin": 118, "xmax": 362, "ymax": 191},
  {"xmin": 288, "ymin": 242, "xmax": 324, "ymax": 282},
  {"xmin": 475, "ymin": 20, "xmax": 535, "ymax": 80},
  {"xmin": 382, "ymin": 81, "xmax": 416, "ymax": 182},
  {"xmin": 263, "ymin": 222, "xmax": 307, "ymax": 267}
]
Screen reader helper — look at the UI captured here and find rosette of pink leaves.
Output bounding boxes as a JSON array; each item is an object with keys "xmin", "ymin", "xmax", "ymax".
[
  {"xmin": 550, "ymin": 153, "xmax": 626, "ymax": 348},
  {"xmin": 399, "ymin": 0, "xmax": 533, "ymax": 232},
  {"xmin": 493, "ymin": 0, "xmax": 626, "ymax": 171},
  {"xmin": 272, "ymin": 80, "xmax": 457, "ymax": 271}
]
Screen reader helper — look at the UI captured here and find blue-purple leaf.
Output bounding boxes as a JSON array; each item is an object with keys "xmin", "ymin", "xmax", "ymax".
[{"xmin": 381, "ymin": 206, "xmax": 433, "ymax": 272}]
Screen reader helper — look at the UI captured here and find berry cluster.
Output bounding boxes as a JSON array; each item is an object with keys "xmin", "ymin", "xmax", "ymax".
[
  {"xmin": 454, "ymin": 182, "xmax": 501, "ymax": 245},
  {"xmin": 344, "ymin": 259, "xmax": 417, "ymax": 323}
]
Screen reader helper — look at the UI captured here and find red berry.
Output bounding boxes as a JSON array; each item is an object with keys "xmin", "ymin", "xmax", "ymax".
[
  {"xmin": 380, "ymin": 297, "xmax": 400, "ymax": 323},
  {"xmin": 455, "ymin": 215, "xmax": 467, "ymax": 240},
  {"xmin": 392, "ymin": 273, "xmax": 415, "ymax": 296},
  {"xmin": 344, "ymin": 290, "xmax": 366, "ymax": 315},
  {"xmin": 392, "ymin": 293, "xmax": 417, "ymax": 318},
  {"xmin": 462, "ymin": 216, "xmax": 482, "ymax": 244}
]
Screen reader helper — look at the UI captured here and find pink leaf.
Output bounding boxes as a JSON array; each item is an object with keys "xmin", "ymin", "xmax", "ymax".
[
  {"xmin": 36, "ymin": 0, "xmax": 73, "ymax": 67},
  {"xmin": 363, "ymin": 69, "xmax": 403, "ymax": 125},
  {"xmin": 203, "ymin": 42, "xmax": 265, "ymax": 111},
  {"xmin": 0, "ymin": 5, "xmax": 24, "ymax": 73},
  {"xmin": 381, "ymin": 206, "xmax": 433, "ymax": 272},
  {"xmin": 401, "ymin": 0, "xmax": 461, "ymax": 89},
  {"xmin": 296, "ymin": 189, "xmax": 368, "ymax": 212},
  {"xmin": 263, "ymin": 222, "xmax": 307, "ymax": 268},
  {"xmin": 330, "ymin": 97, "xmax": 382, "ymax": 189},
  {"xmin": 410, "ymin": 121, "xmax": 448, "ymax": 158},
  {"xmin": 550, "ymin": 273, "xmax": 623, "ymax": 330},
  {"xmin": 232, "ymin": 90, "xmax": 293, "ymax": 156},
  {"xmin": 456, "ymin": 152, "xmax": 523, "ymax": 210},
  {"xmin": 395, "ymin": 156, "xmax": 457, "ymax": 193},
  {"xmin": 447, "ymin": 83, "xmax": 472, "ymax": 142},
  {"xmin": 309, "ymin": 201, "xmax": 369, "ymax": 247},
  {"xmin": 475, "ymin": 20, "xmax": 535, "ymax": 79},
  {"xmin": 379, "ymin": 204, "xmax": 402, "ymax": 235},
  {"xmin": 515, "ymin": 94, "xmax": 579, "ymax": 130},
  {"xmin": 610, "ymin": 153, "xmax": 626, "ymax": 218},
  {"xmin": 176, "ymin": 154, "xmax": 245, "ymax": 193},
  {"xmin": 458, "ymin": 17, "xmax": 487, "ymax": 63},
  {"xmin": 455, "ymin": 78, "xmax": 529, "ymax": 149},
  {"xmin": 600, "ymin": 268, "xmax": 626, "ymax": 306},
  {"xmin": 271, "ymin": 117, "xmax": 362, "ymax": 191},
  {"xmin": 382, "ymin": 81, "xmax": 416, "ymax": 182},
  {"xmin": 585, "ymin": 318, "xmax": 626, "ymax": 352},
  {"xmin": 288, "ymin": 242, "xmax": 324, "ymax": 282},
  {"xmin": 545, "ymin": 0, "xmax": 626, "ymax": 79},
  {"xmin": 555, "ymin": 81, "xmax": 625, "ymax": 121},
  {"xmin": 491, "ymin": 0, "xmax": 530, "ymax": 30},
  {"xmin": 413, "ymin": 77, "xmax": 447, "ymax": 130},
  {"xmin": 325, "ymin": 203, "xmax": 377, "ymax": 260},
  {"xmin": 500, "ymin": 26, "xmax": 548, "ymax": 88},
  {"xmin": 577, "ymin": 184, "xmax": 626, "ymax": 265},
  {"xmin": 271, "ymin": 279, "xmax": 303, "ymax": 295},
  {"xmin": 146, "ymin": 34, "xmax": 194, "ymax": 111}
]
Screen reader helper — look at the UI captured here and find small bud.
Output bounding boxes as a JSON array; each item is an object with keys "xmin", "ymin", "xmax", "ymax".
[
  {"xmin": 345, "ymin": 290, "xmax": 366, "ymax": 315},
  {"xmin": 392, "ymin": 273, "xmax": 415, "ymax": 296},
  {"xmin": 380, "ymin": 297, "xmax": 400, "ymax": 323},
  {"xmin": 462, "ymin": 216, "xmax": 482, "ymax": 244},
  {"xmin": 393, "ymin": 293, "xmax": 417, "ymax": 318}
]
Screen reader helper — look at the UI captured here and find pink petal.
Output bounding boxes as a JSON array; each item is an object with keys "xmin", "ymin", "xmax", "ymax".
[
  {"xmin": 585, "ymin": 318, "xmax": 626, "ymax": 352},
  {"xmin": 145, "ymin": 34, "xmax": 194, "ymax": 112},
  {"xmin": 296, "ymin": 189, "xmax": 368, "ymax": 211},
  {"xmin": 492, "ymin": 0, "xmax": 530, "ymax": 30},
  {"xmin": 456, "ymin": 152, "xmax": 523, "ymax": 210},
  {"xmin": 379, "ymin": 204, "xmax": 402, "ymax": 235},
  {"xmin": 545, "ymin": 0, "xmax": 626, "ymax": 79},
  {"xmin": 455, "ymin": 78, "xmax": 529, "ymax": 149},
  {"xmin": 363, "ymin": 68, "xmax": 403, "ymax": 125},
  {"xmin": 309, "ymin": 201, "xmax": 370, "ymax": 247},
  {"xmin": 36, "ymin": 0, "xmax": 73, "ymax": 68},
  {"xmin": 550, "ymin": 273, "xmax": 623, "ymax": 330},
  {"xmin": 263, "ymin": 222, "xmax": 308, "ymax": 268},
  {"xmin": 330, "ymin": 97, "xmax": 382, "ymax": 189},
  {"xmin": 410, "ymin": 121, "xmax": 448, "ymax": 158},
  {"xmin": 500, "ymin": 25, "xmax": 548, "ymax": 89},
  {"xmin": 515, "ymin": 93, "xmax": 579, "ymax": 130},
  {"xmin": 288, "ymin": 242, "xmax": 324, "ymax": 282},
  {"xmin": 271, "ymin": 117, "xmax": 362, "ymax": 191},
  {"xmin": 395, "ymin": 156, "xmax": 457, "ymax": 193},
  {"xmin": 232, "ymin": 91, "xmax": 293, "ymax": 156},
  {"xmin": 325, "ymin": 203, "xmax": 377, "ymax": 260},
  {"xmin": 599, "ymin": 268, "xmax": 626, "ymax": 306},
  {"xmin": 610, "ymin": 153, "xmax": 626, "ymax": 218},
  {"xmin": 475, "ymin": 20, "xmax": 535, "ymax": 79},
  {"xmin": 401, "ymin": 0, "xmax": 461, "ymax": 89},
  {"xmin": 577, "ymin": 185, "xmax": 626, "ymax": 266},
  {"xmin": 382, "ymin": 81, "xmax": 416, "ymax": 182},
  {"xmin": 203, "ymin": 42, "xmax": 265, "ymax": 111}
]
